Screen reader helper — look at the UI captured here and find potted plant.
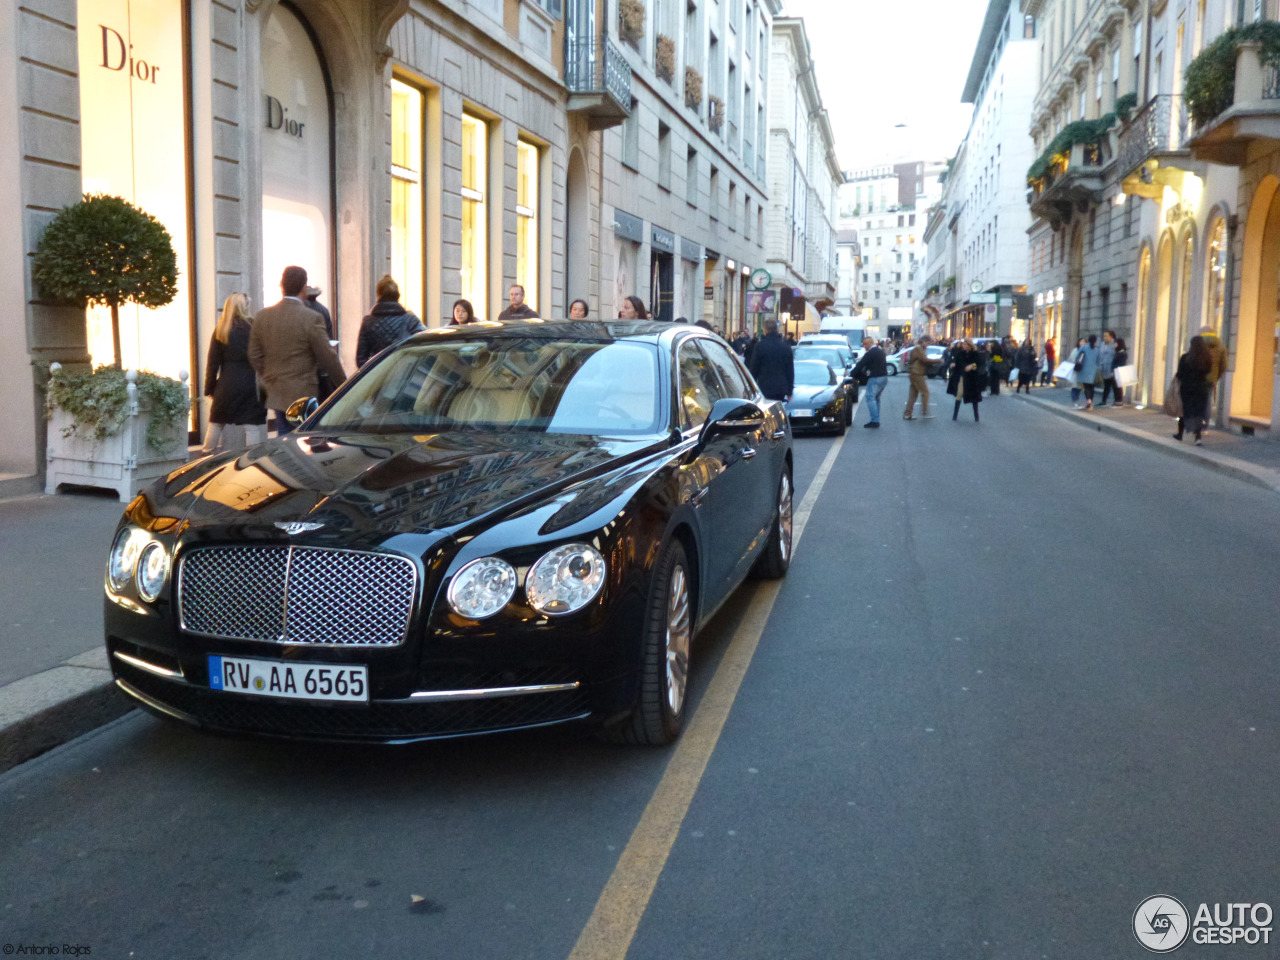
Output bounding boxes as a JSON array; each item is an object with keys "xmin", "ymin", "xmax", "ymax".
[
  {"xmin": 655, "ymin": 34, "xmax": 675, "ymax": 83},
  {"xmin": 685, "ymin": 66, "xmax": 703, "ymax": 109},
  {"xmin": 33, "ymin": 194, "xmax": 190, "ymax": 500},
  {"xmin": 708, "ymin": 95, "xmax": 724, "ymax": 131},
  {"xmin": 619, "ymin": 0, "xmax": 645, "ymax": 48}
]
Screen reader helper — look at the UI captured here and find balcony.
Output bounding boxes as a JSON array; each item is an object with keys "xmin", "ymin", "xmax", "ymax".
[
  {"xmin": 1117, "ymin": 94, "xmax": 1206, "ymax": 200},
  {"xmin": 1027, "ymin": 141, "xmax": 1109, "ymax": 228},
  {"xmin": 565, "ymin": 36, "xmax": 632, "ymax": 130},
  {"xmin": 1188, "ymin": 28, "xmax": 1280, "ymax": 167}
]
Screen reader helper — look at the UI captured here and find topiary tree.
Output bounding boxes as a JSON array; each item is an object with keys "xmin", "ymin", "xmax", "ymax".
[{"xmin": 32, "ymin": 194, "xmax": 178, "ymax": 368}]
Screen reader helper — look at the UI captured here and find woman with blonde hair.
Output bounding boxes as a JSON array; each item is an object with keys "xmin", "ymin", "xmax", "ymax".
[{"xmin": 201, "ymin": 293, "xmax": 268, "ymax": 453}]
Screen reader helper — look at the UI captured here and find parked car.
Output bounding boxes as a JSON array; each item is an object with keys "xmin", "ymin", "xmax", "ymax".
[
  {"xmin": 792, "ymin": 344, "xmax": 856, "ymax": 421},
  {"xmin": 103, "ymin": 321, "xmax": 794, "ymax": 747},
  {"xmin": 786, "ymin": 360, "xmax": 847, "ymax": 435}
]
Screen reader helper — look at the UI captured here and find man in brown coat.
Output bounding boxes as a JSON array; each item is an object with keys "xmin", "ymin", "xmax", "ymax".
[
  {"xmin": 249, "ymin": 265, "xmax": 347, "ymax": 434},
  {"xmin": 903, "ymin": 336, "xmax": 939, "ymax": 419}
]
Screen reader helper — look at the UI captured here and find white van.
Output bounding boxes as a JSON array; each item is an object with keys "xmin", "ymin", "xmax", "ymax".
[{"xmin": 817, "ymin": 317, "xmax": 866, "ymax": 351}]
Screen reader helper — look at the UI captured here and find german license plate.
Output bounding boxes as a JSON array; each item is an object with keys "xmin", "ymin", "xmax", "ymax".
[
  {"xmin": 208, "ymin": 655, "xmax": 368, "ymax": 702},
  {"xmin": 791, "ymin": 409, "xmax": 812, "ymax": 417}
]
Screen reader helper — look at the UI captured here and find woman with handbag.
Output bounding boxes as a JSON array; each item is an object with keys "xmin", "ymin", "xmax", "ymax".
[
  {"xmin": 947, "ymin": 339, "xmax": 984, "ymax": 422},
  {"xmin": 1074, "ymin": 335, "xmax": 1101, "ymax": 410},
  {"xmin": 1065, "ymin": 337, "xmax": 1086, "ymax": 405},
  {"xmin": 1111, "ymin": 336, "xmax": 1130, "ymax": 406},
  {"xmin": 1174, "ymin": 336, "xmax": 1213, "ymax": 444},
  {"xmin": 202, "ymin": 293, "xmax": 268, "ymax": 454}
]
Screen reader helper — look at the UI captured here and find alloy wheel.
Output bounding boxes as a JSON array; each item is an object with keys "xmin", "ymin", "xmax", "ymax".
[
  {"xmin": 778, "ymin": 472, "xmax": 794, "ymax": 564},
  {"xmin": 665, "ymin": 562, "xmax": 692, "ymax": 715}
]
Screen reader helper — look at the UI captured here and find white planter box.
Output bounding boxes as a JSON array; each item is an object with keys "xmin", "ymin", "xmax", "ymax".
[{"xmin": 45, "ymin": 370, "xmax": 191, "ymax": 502}]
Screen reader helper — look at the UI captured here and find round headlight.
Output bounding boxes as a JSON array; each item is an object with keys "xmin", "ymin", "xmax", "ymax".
[
  {"xmin": 447, "ymin": 557, "xmax": 517, "ymax": 619},
  {"xmin": 525, "ymin": 543, "xmax": 606, "ymax": 616},
  {"xmin": 108, "ymin": 527, "xmax": 147, "ymax": 592},
  {"xmin": 135, "ymin": 541, "xmax": 171, "ymax": 602}
]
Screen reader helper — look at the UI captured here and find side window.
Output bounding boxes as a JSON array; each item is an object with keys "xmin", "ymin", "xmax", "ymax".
[
  {"xmin": 699, "ymin": 339, "xmax": 752, "ymax": 398},
  {"xmin": 677, "ymin": 340, "xmax": 727, "ymax": 430}
]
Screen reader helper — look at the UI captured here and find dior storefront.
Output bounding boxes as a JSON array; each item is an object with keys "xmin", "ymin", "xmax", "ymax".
[{"xmin": 3, "ymin": 0, "xmax": 569, "ymax": 484}]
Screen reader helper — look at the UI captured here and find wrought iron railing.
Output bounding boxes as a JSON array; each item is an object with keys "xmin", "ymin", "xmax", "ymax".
[
  {"xmin": 1116, "ymin": 94, "xmax": 1189, "ymax": 177},
  {"xmin": 564, "ymin": 36, "xmax": 633, "ymax": 112}
]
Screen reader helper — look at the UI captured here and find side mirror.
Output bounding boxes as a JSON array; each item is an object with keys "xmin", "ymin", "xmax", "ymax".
[
  {"xmin": 285, "ymin": 396, "xmax": 319, "ymax": 425},
  {"xmin": 699, "ymin": 398, "xmax": 765, "ymax": 443}
]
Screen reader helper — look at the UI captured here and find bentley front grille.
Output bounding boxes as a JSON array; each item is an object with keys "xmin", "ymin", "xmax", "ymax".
[{"xmin": 178, "ymin": 546, "xmax": 417, "ymax": 646}]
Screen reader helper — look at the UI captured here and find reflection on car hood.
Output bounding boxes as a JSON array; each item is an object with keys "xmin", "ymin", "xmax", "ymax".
[
  {"xmin": 153, "ymin": 431, "xmax": 662, "ymax": 539},
  {"xmin": 786, "ymin": 385, "xmax": 835, "ymax": 407}
]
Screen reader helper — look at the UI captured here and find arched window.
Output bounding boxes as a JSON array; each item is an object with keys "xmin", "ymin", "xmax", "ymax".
[{"xmin": 1205, "ymin": 217, "xmax": 1227, "ymax": 334}]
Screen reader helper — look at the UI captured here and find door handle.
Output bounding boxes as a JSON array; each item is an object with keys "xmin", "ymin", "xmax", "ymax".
[
  {"xmin": 741, "ymin": 447, "xmax": 757, "ymax": 460},
  {"xmin": 691, "ymin": 487, "xmax": 708, "ymax": 506},
  {"xmin": 771, "ymin": 429, "xmax": 786, "ymax": 440}
]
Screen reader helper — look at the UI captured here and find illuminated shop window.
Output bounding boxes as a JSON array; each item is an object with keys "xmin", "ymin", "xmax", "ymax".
[
  {"xmin": 461, "ymin": 113, "xmax": 488, "ymax": 318},
  {"xmin": 391, "ymin": 79, "xmax": 424, "ymax": 322},
  {"xmin": 1206, "ymin": 218, "xmax": 1226, "ymax": 334},
  {"xmin": 77, "ymin": 0, "xmax": 192, "ymax": 378},
  {"xmin": 516, "ymin": 140, "xmax": 540, "ymax": 310}
]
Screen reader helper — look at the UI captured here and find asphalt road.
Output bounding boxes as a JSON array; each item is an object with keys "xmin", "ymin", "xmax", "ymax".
[{"xmin": 3, "ymin": 378, "xmax": 1278, "ymax": 960}]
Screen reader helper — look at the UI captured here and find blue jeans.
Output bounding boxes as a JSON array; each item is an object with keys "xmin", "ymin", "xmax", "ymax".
[{"xmin": 864, "ymin": 377, "xmax": 889, "ymax": 423}]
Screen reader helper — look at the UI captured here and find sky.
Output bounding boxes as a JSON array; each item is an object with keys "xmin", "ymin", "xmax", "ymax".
[{"xmin": 779, "ymin": 0, "xmax": 993, "ymax": 172}]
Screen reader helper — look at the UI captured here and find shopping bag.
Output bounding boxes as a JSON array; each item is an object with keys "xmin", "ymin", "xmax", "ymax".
[
  {"xmin": 1163, "ymin": 377, "xmax": 1183, "ymax": 418},
  {"xmin": 1053, "ymin": 361, "xmax": 1075, "ymax": 380},
  {"xmin": 1115, "ymin": 364, "xmax": 1138, "ymax": 388}
]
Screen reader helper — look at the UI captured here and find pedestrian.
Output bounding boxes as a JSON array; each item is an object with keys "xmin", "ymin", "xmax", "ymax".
[
  {"xmin": 451, "ymin": 298, "xmax": 477, "ymax": 325},
  {"xmin": 1199, "ymin": 324, "xmax": 1227, "ymax": 422},
  {"xmin": 1098, "ymin": 330, "xmax": 1120, "ymax": 406},
  {"xmin": 852, "ymin": 336, "xmax": 889, "ymax": 428},
  {"xmin": 569, "ymin": 299, "xmax": 589, "ymax": 319},
  {"xmin": 1042, "ymin": 337, "xmax": 1056, "ymax": 385},
  {"xmin": 1075, "ymin": 334, "xmax": 1101, "ymax": 410},
  {"xmin": 903, "ymin": 335, "xmax": 939, "ymax": 419},
  {"xmin": 1066, "ymin": 337, "xmax": 1087, "ymax": 406},
  {"xmin": 201, "ymin": 292, "xmax": 268, "ymax": 453},
  {"xmin": 249, "ymin": 265, "xmax": 347, "ymax": 435},
  {"xmin": 1174, "ymin": 335, "xmax": 1213, "ymax": 445},
  {"xmin": 692, "ymin": 318, "xmax": 711, "ymax": 330},
  {"xmin": 947, "ymin": 338, "xmax": 984, "ymax": 422},
  {"xmin": 618, "ymin": 296, "xmax": 649, "ymax": 319},
  {"xmin": 731, "ymin": 328, "xmax": 751, "ymax": 356},
  {"xmin": 1015, "ymin": 338, "xmax": 1038, "ymax": 394},
  {"xmin": 1112, "ymin": 336, "xmax": 1130, "ymax": 406},
  {"xmin": 356, "ymin": 275, "xmax": 426, "ymax": 367},
  {"xmin": 498, "ymin": 284, "xmax": 540, "ymax": 320},
  {"xmin": 746, "ymin": 317, "xmax": 793, "ymax": 402},
  {"xmin": 986, "ymin": 340, "xmax": 1003, "ymax": 396},
  {"xmin": 302, "ymin": 285, "xmax": 338, "ymax": 400}
]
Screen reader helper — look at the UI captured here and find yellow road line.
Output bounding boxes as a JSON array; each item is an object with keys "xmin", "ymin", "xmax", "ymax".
[{"xmin": 566, "ymin": 431, "xmax": 848, "ymax": 960}]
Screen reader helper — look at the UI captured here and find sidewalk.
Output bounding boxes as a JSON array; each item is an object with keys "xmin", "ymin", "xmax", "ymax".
[{"xmin": 1012, "ymin": 383, "xmax": 1280, "ymax": 494}]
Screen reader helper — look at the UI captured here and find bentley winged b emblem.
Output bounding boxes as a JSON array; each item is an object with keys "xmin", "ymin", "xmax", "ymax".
[{"xmin": 274, "ymin": 521, "xmax": 324, "ymax": 535}]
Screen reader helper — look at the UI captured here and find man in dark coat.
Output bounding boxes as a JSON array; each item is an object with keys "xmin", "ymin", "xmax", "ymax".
[
  {"xmin": 852, "ymin": 336, "xmax": 889, "ymax": 428},
  {"xmin": 497, "ymin": 284, "xmax": 540, "ymax": 320},
  {"xmin": 747, "ymin": 318, "xmax": 793, "ymax": 401}
]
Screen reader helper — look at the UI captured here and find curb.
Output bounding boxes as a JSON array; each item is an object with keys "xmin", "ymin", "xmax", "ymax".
[
  {"xmin": 0, "ymin": 648, "xmax": 134, "ymax": 774},
  {"xmin": 1017, "ymin": 393, "xmax": 1280, "ymax": 496}
]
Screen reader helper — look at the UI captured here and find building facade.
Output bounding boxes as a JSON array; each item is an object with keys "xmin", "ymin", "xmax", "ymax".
[{"xmin": 764, "ymin": 17, "xmax": 841, "ymax": 333}]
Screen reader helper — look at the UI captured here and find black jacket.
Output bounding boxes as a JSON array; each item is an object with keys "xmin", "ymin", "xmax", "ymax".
[
  {"xmin": 747, "ymin": 332, "xmax": 794, "ymax": 401},
  {"xmin": 356, "ymin": 301, "xmax": 425, "ymax": 367},
  {"xmin": 852, "ymin": 345, "xmax": 888, "ymax": 381},
  {"xmin": 204, "ymin": 318, "xmax": 268, "ymax": 425}
]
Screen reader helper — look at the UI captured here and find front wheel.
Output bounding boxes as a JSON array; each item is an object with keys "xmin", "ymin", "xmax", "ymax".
[
  {"xmin": 751, "ymin": 468, "xmax": 793, "ymax": 580},
  {"xmin": 887, "ymin": 363, "xmax": 898, "ymax": 376},
  {"xmin": 613, "ymin": 540, "xmax": 693, "ymax": 745}
]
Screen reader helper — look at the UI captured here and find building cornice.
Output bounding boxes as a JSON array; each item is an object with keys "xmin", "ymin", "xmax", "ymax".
[{"xmin": 962, "ymin": 0, "xmax": 1012, "ymax": 104}]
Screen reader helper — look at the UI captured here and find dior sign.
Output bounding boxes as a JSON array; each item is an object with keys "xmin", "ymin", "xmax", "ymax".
[
  {"xmin": 265, "ymin": 96, "xmax": 305, "ymax": 138},
  {"xmin": 99, "ymin": 25, "xmax": 161, "ymax": 84}
]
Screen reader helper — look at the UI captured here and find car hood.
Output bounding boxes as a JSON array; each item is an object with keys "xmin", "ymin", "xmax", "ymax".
[
  {"xmin": 787, "ymin": 385, "xmax": 836, "ymax": 407},
  {"xmin": 147, "ymin": 431, "xmax": 664, "ymax": 544}
]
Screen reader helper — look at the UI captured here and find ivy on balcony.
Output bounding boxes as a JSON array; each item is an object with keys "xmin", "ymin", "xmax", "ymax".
[
  {"xmin": 1184, "ymin": 21, "xmax": 1280, "ymax": 127},
  {"xmin": 1026, "ymin": 114, "xmax": 1117, "ymax": 185},
  {"xmin": 1115, "ymin": 92, "xmax": 1138, "ymax": 118}
]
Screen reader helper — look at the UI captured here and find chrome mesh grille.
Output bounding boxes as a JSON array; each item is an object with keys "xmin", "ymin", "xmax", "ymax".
[{"xmin": 179, "ymin": 546, "xmax": 416, "ymax": 646}]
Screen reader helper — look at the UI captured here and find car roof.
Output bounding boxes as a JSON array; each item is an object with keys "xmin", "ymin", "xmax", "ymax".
[{"xmin": 403, "ymin": 318, "xmax": 705, "ymax": 346}]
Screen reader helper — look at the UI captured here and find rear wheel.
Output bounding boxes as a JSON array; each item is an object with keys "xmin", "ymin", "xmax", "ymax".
[
  {"xmin": 751, "ymin": 468, "xmax": 793, "ymax": 579},
  {"xmin": 613, "ymin": 540, "xmax": 692, "ymax": 745}
]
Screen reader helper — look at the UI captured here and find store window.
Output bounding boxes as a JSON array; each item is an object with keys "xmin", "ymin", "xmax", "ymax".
[
  {"xmin": 1206, "ymin": 217, "xmax": 1227, "ymax": 333},
  {"xmin": 461, "ymin": 113, "xmax": 488, "ymax": 317},
  {"xmin": 517, "ymin": 140, "xmax": 540, "ymax": 310},
  {"xmin": 77, "ymin": 0, "xmax": 192, "ymax": 378},
  {"xmin": 391, "ymin": 79, "xmax": 424, "ymax": 322}
]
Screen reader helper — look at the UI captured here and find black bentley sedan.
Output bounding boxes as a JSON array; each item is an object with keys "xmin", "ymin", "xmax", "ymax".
[
  {"xmin": 785, "ymin": 360, "xmax": 848, "ymax": 435},
  {"xmin": 104, "ymin": 321, "xmax": 793, "ymax": 746}
]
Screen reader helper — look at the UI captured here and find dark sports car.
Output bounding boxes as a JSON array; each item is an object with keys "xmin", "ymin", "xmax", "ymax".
[
  {"xmin": 785, "ymin": 360, "xmax": 848, "ymax": 435},
  {"xmin": 104, "ymin": 321, "xmax": 793, "ymax": 746}
]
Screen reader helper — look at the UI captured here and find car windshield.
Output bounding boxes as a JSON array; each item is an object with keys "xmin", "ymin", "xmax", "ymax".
[
  {"xmin": 318, "ymin": 338, "xmax": 663, "ymax": 435},
  {"xmin": 794, "ymin": 347, "xmax": 847, "ymax": 368},
  {"xmin": 794, "ymin": 361, "xmax": 835, "ymax": 386}
]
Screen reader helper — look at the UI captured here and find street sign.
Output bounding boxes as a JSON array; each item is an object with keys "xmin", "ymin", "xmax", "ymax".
[{"xmin": 970, "ymin": 292, "xmax": 998, "ymax": 304}]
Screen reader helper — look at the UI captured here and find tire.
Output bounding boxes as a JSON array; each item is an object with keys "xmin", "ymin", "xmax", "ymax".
[
  {"xmin": 614, "ymin": 539, "xmax": 693, "ymax": 745},
  {"xmin": 833, "ymin": 408, "xmax": 847, "ymax": 435},
  {"xmin": 887, "ymin": 363, "xmax": 898, "ymax": 376},
  {"xmin": 845, "ymin": 391, "xmax": 854, "ymax": 424},
  {"xmin": 751, "ymin": 468, "xmax": 793, "ymax": 580}
]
